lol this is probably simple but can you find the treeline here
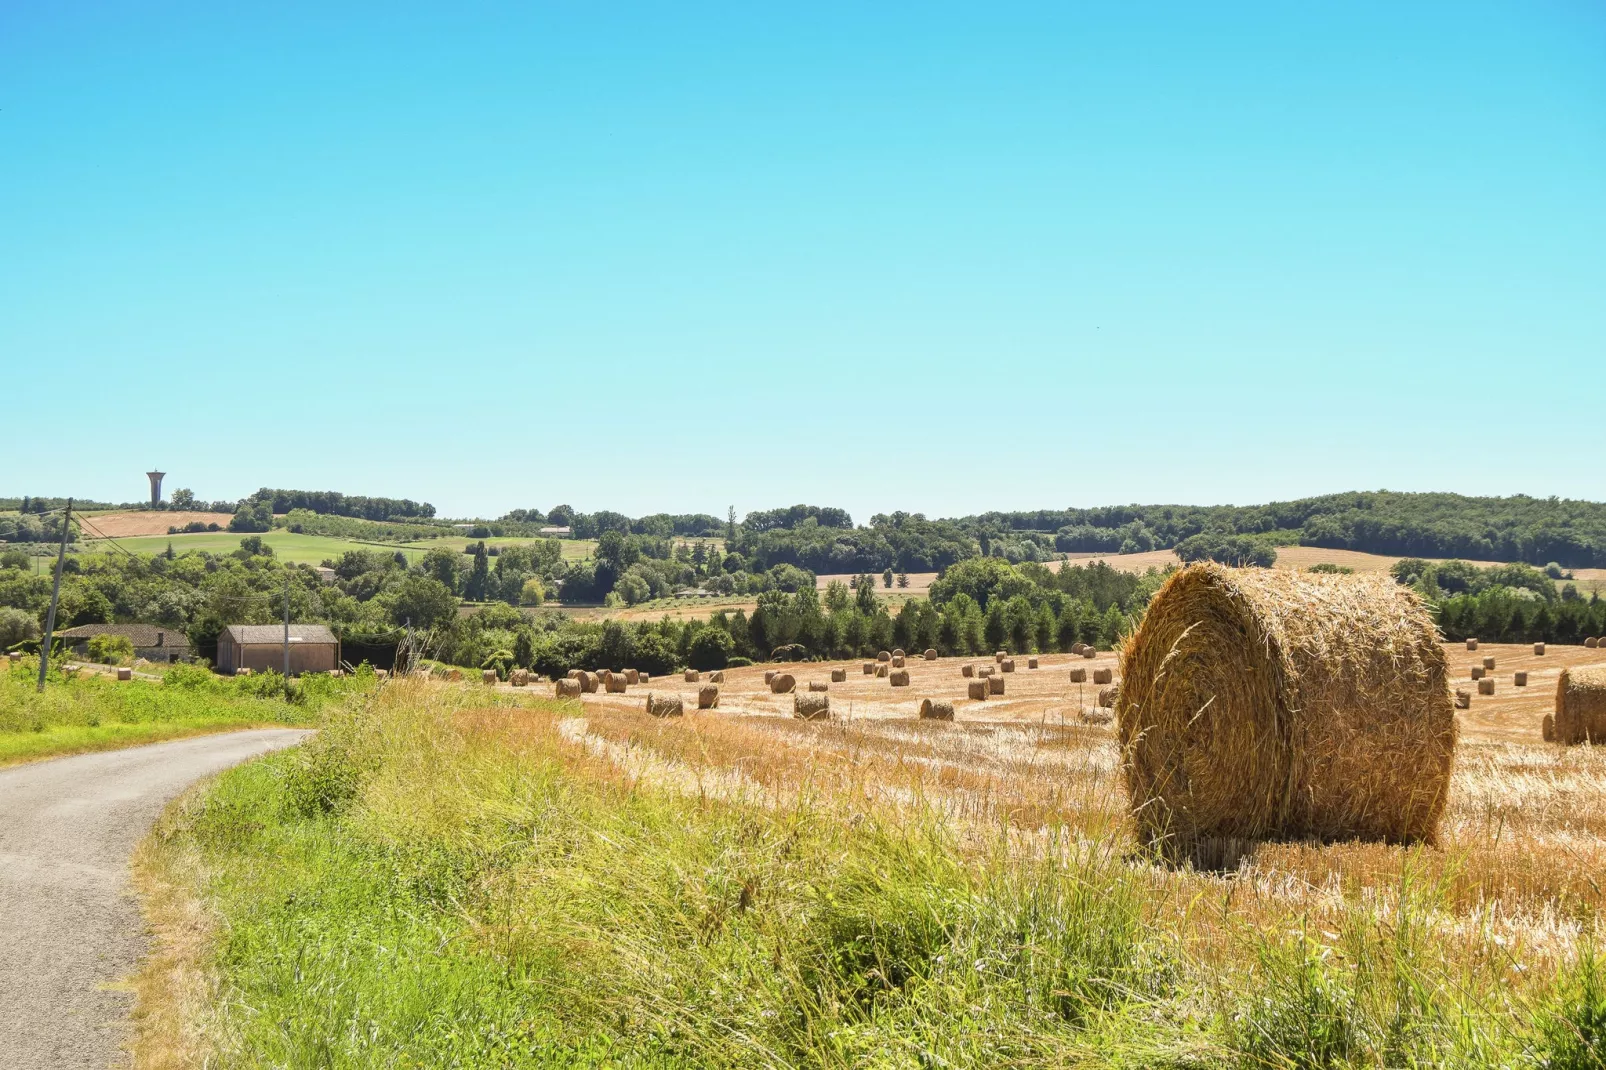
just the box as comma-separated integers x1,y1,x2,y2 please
731,511,975,574
499,505,725,539
974,492,1606,568
246,488,437,521
275,510,449,543
1387,557,1606,644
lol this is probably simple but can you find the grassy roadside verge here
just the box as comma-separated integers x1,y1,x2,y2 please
0,657,368,766
136,677,1606,1067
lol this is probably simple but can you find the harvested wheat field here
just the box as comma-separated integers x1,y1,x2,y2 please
79,510,235,537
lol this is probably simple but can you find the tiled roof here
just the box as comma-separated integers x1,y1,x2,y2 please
219,624,338,645
52,623,191,649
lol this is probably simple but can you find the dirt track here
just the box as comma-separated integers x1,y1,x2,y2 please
0,730,310,1068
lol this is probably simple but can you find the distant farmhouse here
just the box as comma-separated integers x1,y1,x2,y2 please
216,624,339,676
54,623,192,663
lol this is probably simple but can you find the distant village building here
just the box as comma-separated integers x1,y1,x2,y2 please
216,624,339,676
314,566,338,584
54,623,192,663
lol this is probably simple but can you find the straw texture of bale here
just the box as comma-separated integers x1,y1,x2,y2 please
924,649,938,661
1093,667,1113,685
962,664,975,678
1554,666,1606,745
770,672,796,694
890,670,910,687
1001,659,1016,673
831,668,847,682
1028,657,1038,669
863,662,876,674
808,681,829,692
1543,713,1556,742
625,668,640,684
606,673,628,694
1535,643,1546,656
709,671,723,683
698,685,720,710
1515,671,1528,687
482,669,498,685
794,693,830,721
1098,686,1117,708
891,655,905,668
556,678,582,698
684,669,700,682
987,674,1005,695
1478,678,1495,696
1454,689,1470,709
877,651,892,662
967,681,988,700
1082,648,1096,659
1116,563,1456,864
646,692,684,718
1070,667,1087,683
875,664,888,678
1483,656,1496,671
919,699,955,721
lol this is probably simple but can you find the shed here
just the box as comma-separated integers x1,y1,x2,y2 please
216,624,339,676
53,623,193,663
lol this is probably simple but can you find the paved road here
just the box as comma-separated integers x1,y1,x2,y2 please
0,730,312,1068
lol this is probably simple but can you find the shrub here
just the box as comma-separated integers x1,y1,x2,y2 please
87,633,135,665
0,607,39,650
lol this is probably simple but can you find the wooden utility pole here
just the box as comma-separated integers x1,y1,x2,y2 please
36,499,72,693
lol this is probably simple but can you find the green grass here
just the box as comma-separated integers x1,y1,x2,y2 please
146,681,1606,1067
398,535,597,561
0,657,369,765
82,530,425,565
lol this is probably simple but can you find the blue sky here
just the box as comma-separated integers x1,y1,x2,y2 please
2,2,1602,521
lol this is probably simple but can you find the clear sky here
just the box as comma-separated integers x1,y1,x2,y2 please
3,2,1602,521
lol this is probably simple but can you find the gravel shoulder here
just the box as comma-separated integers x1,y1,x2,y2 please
0,729,311,1068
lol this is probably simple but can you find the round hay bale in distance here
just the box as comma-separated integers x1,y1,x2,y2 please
890,670,910,687
1028,657,1038,669
684,669,700,683
1000,658,1015,673
482,669,499,685
831,668,847,683
1587,637,1600,649
977,666,993,677
567,669,584,679
863,662,876,674
1534,643,1546,656
1115,563,1456,865
625,668,640,684
923,649,937,661
994,651,1007,663
1467,638,1479,650
1470,666,1484,680
967,680,988,700
794,693,830,721
1082,647,1097,659
877,650,892,662
764,670,777,685
770,672,796,694
987,674,1005,695
606,673,628,694
1093,667,1113,685
1478,677,1495,696
891,648,905,658
117,667,132,681
891,655,905,668
875,664,889,678
646,692,684,718
919,699,955,721
1515,671,1528,687
961,664,975,678
709,670,724,684
580,672,598,693
698,685,720,709
556,678,582,698
1554,666,1606,745
1098,686,1117,708
1072,643,1086,655
808,681,829,692
1454,689,1470,709
1070,667,1088,683
1483,656,1496,671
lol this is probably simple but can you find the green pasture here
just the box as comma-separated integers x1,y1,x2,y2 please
82,530,414,565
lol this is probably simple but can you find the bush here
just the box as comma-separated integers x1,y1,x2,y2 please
1175,533,1277,568
0,607,39,650
86,633,135,665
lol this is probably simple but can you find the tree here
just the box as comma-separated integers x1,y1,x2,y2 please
87,633,135,664
855,576,879,616
883,568,894,589
984,601,1008,651
688,627,734,670
616,573,651,605
547,504,575,526
727,505,737,544
228,500,272,533
897,572,909,588
465,543,490,601
422,547,461,593
169,488,196,510
519,578,545,605
385,575,458,630
0,606,39,649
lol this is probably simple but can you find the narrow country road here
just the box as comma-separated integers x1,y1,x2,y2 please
0,730,312,1068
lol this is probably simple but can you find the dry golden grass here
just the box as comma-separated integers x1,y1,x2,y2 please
83,511,236,538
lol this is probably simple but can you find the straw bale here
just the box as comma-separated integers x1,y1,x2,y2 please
919,699,955,721
1514,671,1528,687
794,693,830,721
1467,638,1478,650
1028,657,1038,669
1534,643,1546,656
978,666,993,677
1001,659,1015,673
556,678,582,698
640,673,650,684
580,672,598,693
625,668,640,684
863,662,876,674
962,664,975,678
1082,648,1096,659
698,685,720,709
770,672,796,694
877,650,892,662
891,655,905,668
684,669,700,682
1588,637,1600,649
482,669,498,685
1093,667,1113,685
1072,643,1086,655
567,669,584,679
808,681,829,692
831,668,846,682
646,692,684,717
764,670,777,685
511,669,529,687
1478,678,1495,696
1554,665,1606,744
1116,563,1456,865
1098,686,1117,708
967,680,988,700
987,674,1004,695
995,651,1007,663
1543,713,1555,741
117,667,132,681
890,670,910,687
924,649,938,661
875,664,888,678
1070,667,1087,683
606,673,628,693
1483,656,1496,671
1454,689,1469,709
1470,667,1483,680
709,671,723,683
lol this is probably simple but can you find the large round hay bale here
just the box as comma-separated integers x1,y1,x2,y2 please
646,692,684,717
794,693,830,720
808,681,829,692
698,685,720,709
1514,671,1528,687
923,649,937,661
1482,656,1496,671
556,678,582,698
1082,647,1096,659
1097,686,1118,708
482,669,499,685
1028,657,1038,669
764,670,777,685
967,680,988,700
1534,643,1546,656
877,650,892,662
1115,563,1455,864
875,664,888,678
830,668,846,683
919,699,955,721
1543,713,1556,741
606,673,628,693
1454,688,1470,709
891,655,905,668
890,670,910,687
770,672,796,694
1478,677,1495,695
1467,638,1479,650
684,668,700,683
961,664,975,678
863,662,876,674
987,674,1004,695
1554,666,1606,744
1069,667,1087,683
709,670,723,684
1093,667,1113,685
891,648,905,659
1000,658,1016,673
625,668,640,684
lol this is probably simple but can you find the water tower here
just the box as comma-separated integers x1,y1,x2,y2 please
146,470,165,507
